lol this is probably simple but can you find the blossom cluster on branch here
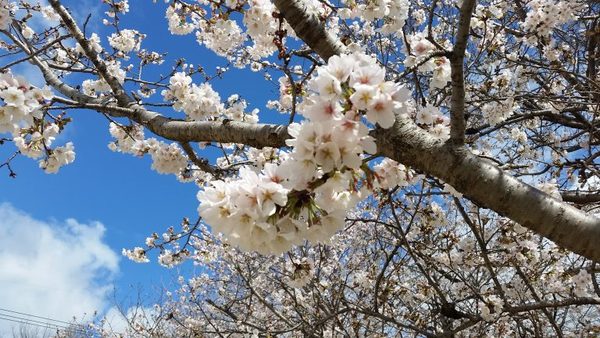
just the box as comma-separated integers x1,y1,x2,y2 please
198,52,416,253
0,71,74,173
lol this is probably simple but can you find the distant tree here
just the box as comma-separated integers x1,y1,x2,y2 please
94,210,600,336
12,325,54,338
1,0,600,335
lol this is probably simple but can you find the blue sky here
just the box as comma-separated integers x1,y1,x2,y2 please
0,0,283,333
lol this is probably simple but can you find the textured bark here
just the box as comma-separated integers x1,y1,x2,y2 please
74,102,290,148
448,0,476,144
561,191,600,204
276,0,600,261
273,0,346,61
131,110,290,148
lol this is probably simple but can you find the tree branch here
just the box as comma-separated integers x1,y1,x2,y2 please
48,0,133,107
75,102,291,149
273,0,346,61
506,297,600,313
179,142,217,175
561,191,600,204
448,0,476,144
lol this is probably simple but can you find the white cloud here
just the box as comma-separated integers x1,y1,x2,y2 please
0,203,119,337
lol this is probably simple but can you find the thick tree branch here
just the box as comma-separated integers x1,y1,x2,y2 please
180,142,217,175
374,120,600,261
273,0,346,61
561,191,600,204
448,0,476,144
61,100,291,149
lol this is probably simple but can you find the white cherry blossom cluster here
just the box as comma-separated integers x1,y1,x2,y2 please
146,139,189,175
0,71,76,173
51,49,71,68
481,96,516,126
162,72,224,120
164,2,253,59
571,269,592,297
214,143,278,174
224,94,259,123
75,33,103,55
381,0,410,35
40,5,60,21
108,122,190,176
106,0,130,17
165,3,197,35
38,142,76,174
273,76,293,112
108,122,146,156
373,158,414,190
480,67,523,126
243,0,279,59
286,258,314,288
359,0,392,21
15,123,59,159
122,247,150,263
304,52,410,129
82,60,126,96
404,33,451,90
509,127,528,144
162,0,279,61
196,18,245,57
245,147,278,168
415,104,450,140
283,118,373,187
480,295,504,321
20,24,35,39
108,29,143,54
197,165,291,254
0,73,49,134
522,0,584,44
340,0,409,36
158,249,190,268
198,52,411,254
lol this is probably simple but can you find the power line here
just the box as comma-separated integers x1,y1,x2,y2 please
0,314,86,335
0,308,88,335
0,313,74,331
0,308,83,327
